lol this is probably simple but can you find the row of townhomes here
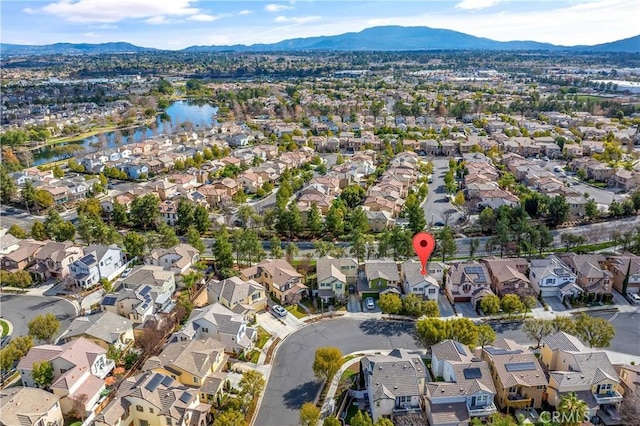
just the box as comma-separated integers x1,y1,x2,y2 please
361,331,628,425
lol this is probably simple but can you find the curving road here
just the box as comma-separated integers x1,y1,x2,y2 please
0,294,77,339
255,318,421,426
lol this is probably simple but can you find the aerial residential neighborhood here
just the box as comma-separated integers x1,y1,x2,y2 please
1,2,640,426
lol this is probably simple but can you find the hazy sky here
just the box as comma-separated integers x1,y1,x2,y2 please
1,0,638,49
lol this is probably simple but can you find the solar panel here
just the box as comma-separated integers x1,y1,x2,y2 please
102,296,118,306
454,341,468,356
179,392,192,404
161,375,173,387
505,362,537,372
145,373,163,392
463,368,482,380
139,286,152,296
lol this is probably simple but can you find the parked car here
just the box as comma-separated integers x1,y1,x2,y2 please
366,297,375,310
121,268,133,278
627,292,640,304
0,336,11,349
348,284,355,294
273,305,287,317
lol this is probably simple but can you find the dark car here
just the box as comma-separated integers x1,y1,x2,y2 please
348,285,355,294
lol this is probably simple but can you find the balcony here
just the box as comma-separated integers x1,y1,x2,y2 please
505,394,531,408
392,405,422,415
468,402,497,417
593,390,623,405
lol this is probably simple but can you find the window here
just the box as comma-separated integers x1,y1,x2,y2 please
149,408,154,414
428,289,436,294
202,328,208,333
194,377,200,384
537,385,545,390
136,405,144,412
139,421,149,426
621,371,627,380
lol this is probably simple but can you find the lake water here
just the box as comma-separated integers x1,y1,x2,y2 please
34,100,218,165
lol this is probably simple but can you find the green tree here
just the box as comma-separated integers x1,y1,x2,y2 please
30,221,48,240
547,195,570,227
585,198,599,221
21,180,36,213
574,313,615,348
112,200,129,226
324,203,345,238
312,347,342,382
186,226,206,253
523,319,553,348
31,360,54,388
307,203,323,236
270,236,283,258
28,313,60,343
374,419,394,426
339,185,366,209
350,411,373,426
0,165,17,203
0,345,20,372
454,190,465,206
52,165,64,178
404,195,426,234
239,370,265,402
213,226,235,272
176,198,195,234
437,226,457,262
157,222,180,248
551,316,576,335
500,294,524,318
7,224,27,239
44,209,75,242
477,324,496,348
34,189,54,211
300,402,321,426
557,392,588,426
213,409,245,426
416,317,450,346
535,224,554,255
561,233,586,252
130,194,160,230
323,418,341,426
447,317,479,347
378,293,403,314
123,231,146,258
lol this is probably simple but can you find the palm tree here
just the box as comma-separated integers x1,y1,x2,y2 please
557,392,588,426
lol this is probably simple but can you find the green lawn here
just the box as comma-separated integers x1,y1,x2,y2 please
256,326,272,349
344,403,362,425
247,350,260,363
0,319,9,337
286,305,307,319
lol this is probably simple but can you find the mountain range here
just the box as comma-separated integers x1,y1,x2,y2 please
2,26,638,55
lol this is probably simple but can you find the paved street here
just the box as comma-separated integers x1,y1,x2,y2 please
421,157,463,227
0,294,78,339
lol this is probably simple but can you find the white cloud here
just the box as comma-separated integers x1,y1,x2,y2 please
239,9,253,15
274,15,321,24
145,16,172,25
265,4,291,13
455,0,502,10
39,0,199,23
189,13,219,22
82,32,100,38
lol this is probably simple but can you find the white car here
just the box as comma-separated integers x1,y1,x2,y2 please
121,268,133,278
366,297,375,310
273,305,287,317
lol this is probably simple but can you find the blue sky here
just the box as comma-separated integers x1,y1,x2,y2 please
1,0,637,49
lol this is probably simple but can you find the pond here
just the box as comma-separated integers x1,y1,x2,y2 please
34,100,218,165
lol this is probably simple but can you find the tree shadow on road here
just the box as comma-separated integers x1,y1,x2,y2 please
282,380,321,410
358,319,414,337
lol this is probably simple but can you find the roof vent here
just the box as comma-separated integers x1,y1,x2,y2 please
441,389,445,392
394,386,398,389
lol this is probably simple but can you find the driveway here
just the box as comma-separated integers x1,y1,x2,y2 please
347,294,361,313
437,294,455,317
255,310,303,338
255,319,421,426
0,294,77,339
454,302,478,319
542,296,567,313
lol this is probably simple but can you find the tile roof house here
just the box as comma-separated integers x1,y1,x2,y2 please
57,311,134,352
0,239,45,272
0,387,63,426
145,243,200,275
29,241,83,282
172,303,256,356
402,260,440,301
360,349,428,422
616,363,640,395
605,254,640,296
240,259,306,305
480,339,548,413
69,244,126,289
18,337,114,417
540,332,623,420
445,262,493,304
316,256,358,301
557,253,613,296
93,372,211,426
528,255,581,300
142,337,227,395
364,260,401,293
481,257,535,298
207,276,267,319
426,340,497,425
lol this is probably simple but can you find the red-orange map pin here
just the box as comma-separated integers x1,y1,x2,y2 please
412,232,436,275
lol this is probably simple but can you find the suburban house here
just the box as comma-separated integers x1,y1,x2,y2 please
605,255,640,296
206,276,267,319
445,262,493,304
69,244,126,289
119,265,176,296
173,303,256,356
616,364,640,395
481,257,536,298
365,209,395,232
92,372,211,426
0,387,64,426
528,255,581,300
364,260,401,293
18,338,114,417
540,332,623,422
402,260,440,301
426,340,497,426
240,259,306,305
145,243,200,275
316,257,359,302
57,311,135,352
159,200,178,226
557,253,613,297
481,339,547,413
0,231,20,255
142,337,227,393
0,239,45,272
360,349,427,422
29,241,83,282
